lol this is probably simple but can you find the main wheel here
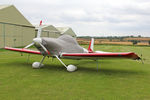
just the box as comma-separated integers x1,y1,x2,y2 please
67,65,77,72
32,62,44,69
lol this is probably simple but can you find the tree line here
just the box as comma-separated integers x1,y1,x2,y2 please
77,35,150,45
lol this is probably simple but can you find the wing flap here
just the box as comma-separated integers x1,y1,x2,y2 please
5,47,41,55
62,52,140,60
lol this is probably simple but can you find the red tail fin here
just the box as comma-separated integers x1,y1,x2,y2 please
88,38,94,53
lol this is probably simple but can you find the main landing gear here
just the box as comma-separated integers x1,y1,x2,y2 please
32,55,77,72
32,56,46,68
55,55,77,72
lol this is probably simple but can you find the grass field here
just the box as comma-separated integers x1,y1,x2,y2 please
0,45,150,100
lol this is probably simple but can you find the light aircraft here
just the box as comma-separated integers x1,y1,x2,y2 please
5,21,141,72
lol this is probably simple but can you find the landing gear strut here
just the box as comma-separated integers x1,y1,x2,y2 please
32,56,46,68
55,55,77,72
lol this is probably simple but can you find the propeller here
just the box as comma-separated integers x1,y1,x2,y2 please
24,20,43,49
24,21,49,54
37,20,42,38
24,42,34,49
24,21,43,49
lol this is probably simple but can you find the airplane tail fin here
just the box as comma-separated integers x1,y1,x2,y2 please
88,38,94,53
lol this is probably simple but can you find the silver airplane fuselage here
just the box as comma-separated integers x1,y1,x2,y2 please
34,35,88,56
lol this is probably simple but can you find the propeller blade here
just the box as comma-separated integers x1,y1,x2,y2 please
37,27,42,38
37,21,42,38
25,21,43,49
24,42,34,49
39,43,49,54
40,20,42,26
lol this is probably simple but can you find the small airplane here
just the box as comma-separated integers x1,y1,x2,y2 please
5,21,141,72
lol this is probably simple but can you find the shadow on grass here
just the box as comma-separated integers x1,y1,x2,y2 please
5,60,145,77
78,66,144,76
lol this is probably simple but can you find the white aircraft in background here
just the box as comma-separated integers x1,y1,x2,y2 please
5,21,141,72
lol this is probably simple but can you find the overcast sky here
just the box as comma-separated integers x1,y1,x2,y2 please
1,0,150,36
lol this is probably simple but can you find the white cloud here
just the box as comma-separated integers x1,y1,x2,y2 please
1,0,150,36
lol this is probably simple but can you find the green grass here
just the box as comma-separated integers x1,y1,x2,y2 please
0,45,150,100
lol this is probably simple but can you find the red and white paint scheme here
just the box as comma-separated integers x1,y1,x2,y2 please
5,21,141,72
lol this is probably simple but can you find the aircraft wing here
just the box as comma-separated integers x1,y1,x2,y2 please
5,47,41,55
61,52,140,60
